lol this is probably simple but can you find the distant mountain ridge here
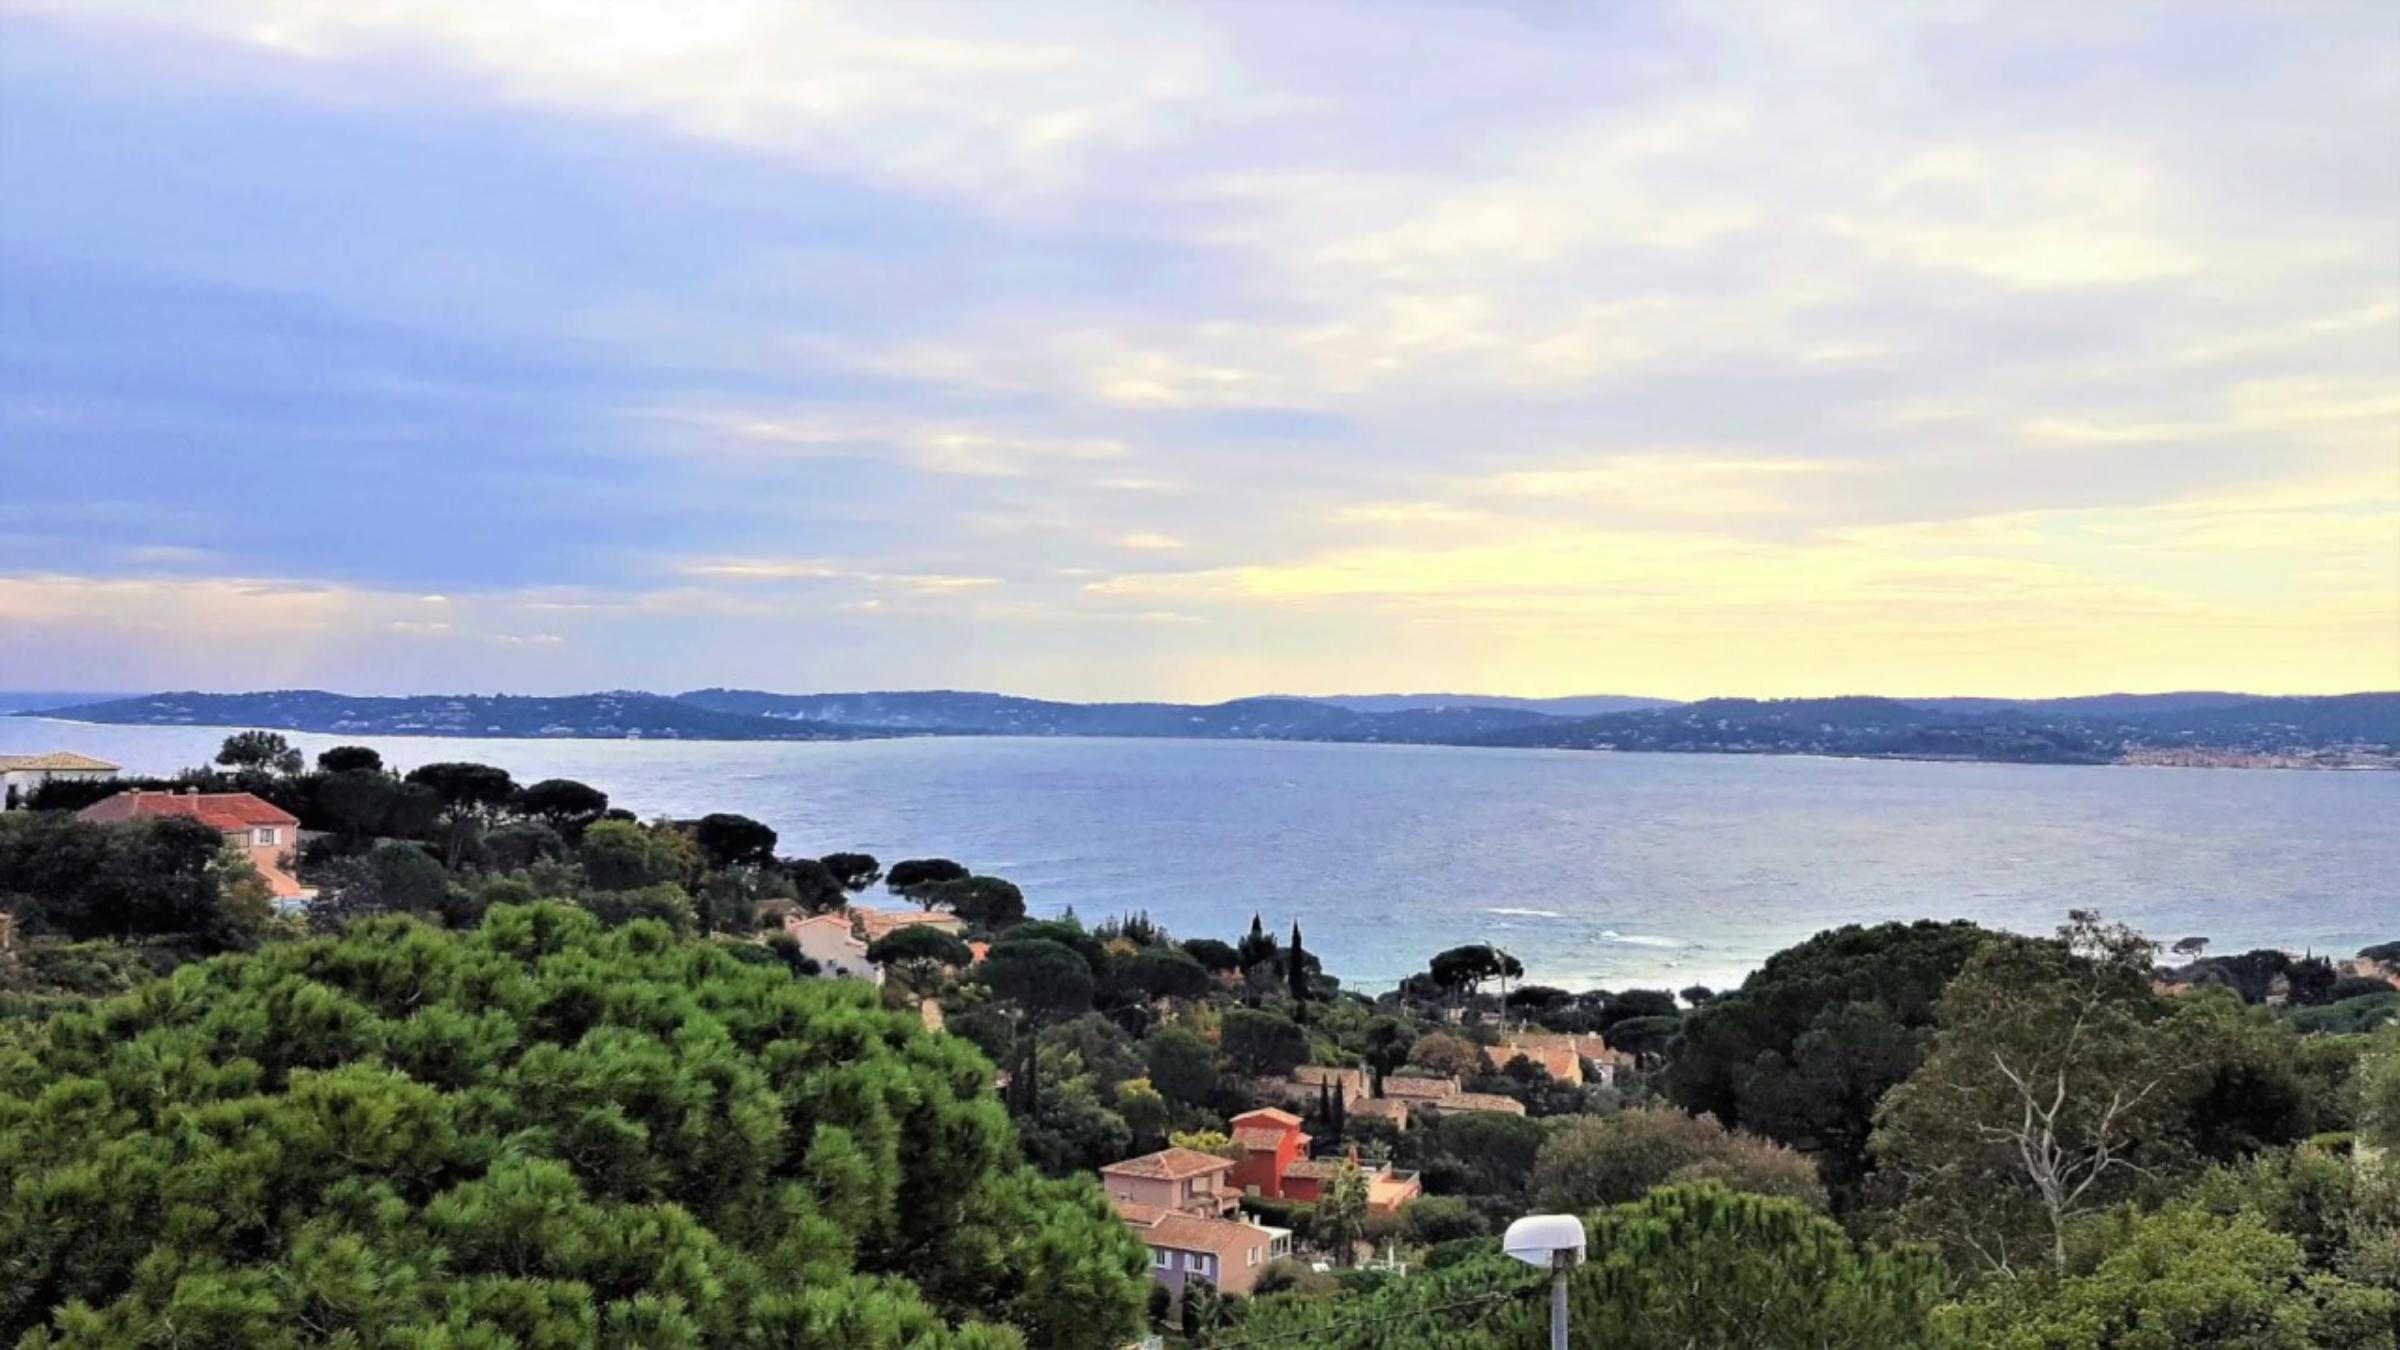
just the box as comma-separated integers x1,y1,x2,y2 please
1304,692,1677,716
17,687,2398,767
20,690,869,742
673,688,1559,740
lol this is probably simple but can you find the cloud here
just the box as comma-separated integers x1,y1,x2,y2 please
2,0,2394,697
1482,455,1843,517
15,0,1251,202
672,558,1001,596
1115,531,1188,552
651,409,1128,478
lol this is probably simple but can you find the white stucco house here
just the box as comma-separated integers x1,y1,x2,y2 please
0,752,119,809
784,912,882,984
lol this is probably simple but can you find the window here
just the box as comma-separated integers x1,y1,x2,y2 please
253,827,278,846
1247,1246,1260,1268
1152,1248,1171,1269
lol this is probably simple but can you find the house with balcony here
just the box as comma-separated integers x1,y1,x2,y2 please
1114,1202,1292,1300
1100,1147,1241,1218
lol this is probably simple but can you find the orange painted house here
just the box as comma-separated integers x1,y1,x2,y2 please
1227,1108,1422,1215
1228,1107,1309,1199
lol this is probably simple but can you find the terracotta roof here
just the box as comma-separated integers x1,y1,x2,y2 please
0,752,119,772
1486,1042,1584,1081
1232,1126,1292,1151
1102,1147,1235,1182
1122,1209,1287,1264
853,907,966,941
1380,1076,1460,1100
1349,1097,1411,1122
77,790,297,830
1230,1107,1303,1127
1431,1092,1527,1115
1283,1158,1342,1180
1111,1198,1170,1225
1506,1031,1610,1056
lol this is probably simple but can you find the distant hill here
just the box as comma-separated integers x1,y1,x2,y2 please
22,687,2397,767
1468,696,2122,764
26,690,875,741
675,688,1557,740
1307,692,1677,716
2068,692,2400,746
0,690,142,714
1905,692,2266,717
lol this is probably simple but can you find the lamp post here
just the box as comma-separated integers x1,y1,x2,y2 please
1502,1214,1586,1349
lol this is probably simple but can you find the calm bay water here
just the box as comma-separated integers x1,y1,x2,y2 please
7,716,2395,993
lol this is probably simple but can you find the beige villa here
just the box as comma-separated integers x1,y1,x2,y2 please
779,906,974,985
1099,1147,1241,1218
76,789,311,899
0,752,118,809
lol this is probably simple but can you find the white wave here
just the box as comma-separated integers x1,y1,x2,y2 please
1487,906,1564,918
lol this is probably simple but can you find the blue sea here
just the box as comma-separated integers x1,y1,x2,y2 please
6,717,2394,994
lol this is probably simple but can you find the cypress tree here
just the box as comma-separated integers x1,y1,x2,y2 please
1288,920,1309,1011
1333,1081,1347,1139
1238,913,1276,970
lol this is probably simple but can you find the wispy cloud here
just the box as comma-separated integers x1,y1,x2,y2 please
2,0,2393,696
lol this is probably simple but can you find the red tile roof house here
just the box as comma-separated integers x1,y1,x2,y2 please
1483,1031,1623,1088
1112,1200,1292,1301
76,789,312,899
1100,1147,1241,1219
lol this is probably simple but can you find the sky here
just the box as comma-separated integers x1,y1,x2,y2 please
1,0,2395,701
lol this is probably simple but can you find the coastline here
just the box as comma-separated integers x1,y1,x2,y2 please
15,711,2394,771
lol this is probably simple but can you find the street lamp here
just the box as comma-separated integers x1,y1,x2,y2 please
1502,1214,1586,1350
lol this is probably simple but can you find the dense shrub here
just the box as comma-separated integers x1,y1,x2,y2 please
0,905,1149,1346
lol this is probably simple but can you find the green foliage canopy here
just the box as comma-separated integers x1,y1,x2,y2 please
1237,1183,1949,1349
0,814,253,950
1666,919,1989,1197
0,905,1150,1347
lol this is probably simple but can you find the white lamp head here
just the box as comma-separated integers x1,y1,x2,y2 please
1502,1214,1587,1269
